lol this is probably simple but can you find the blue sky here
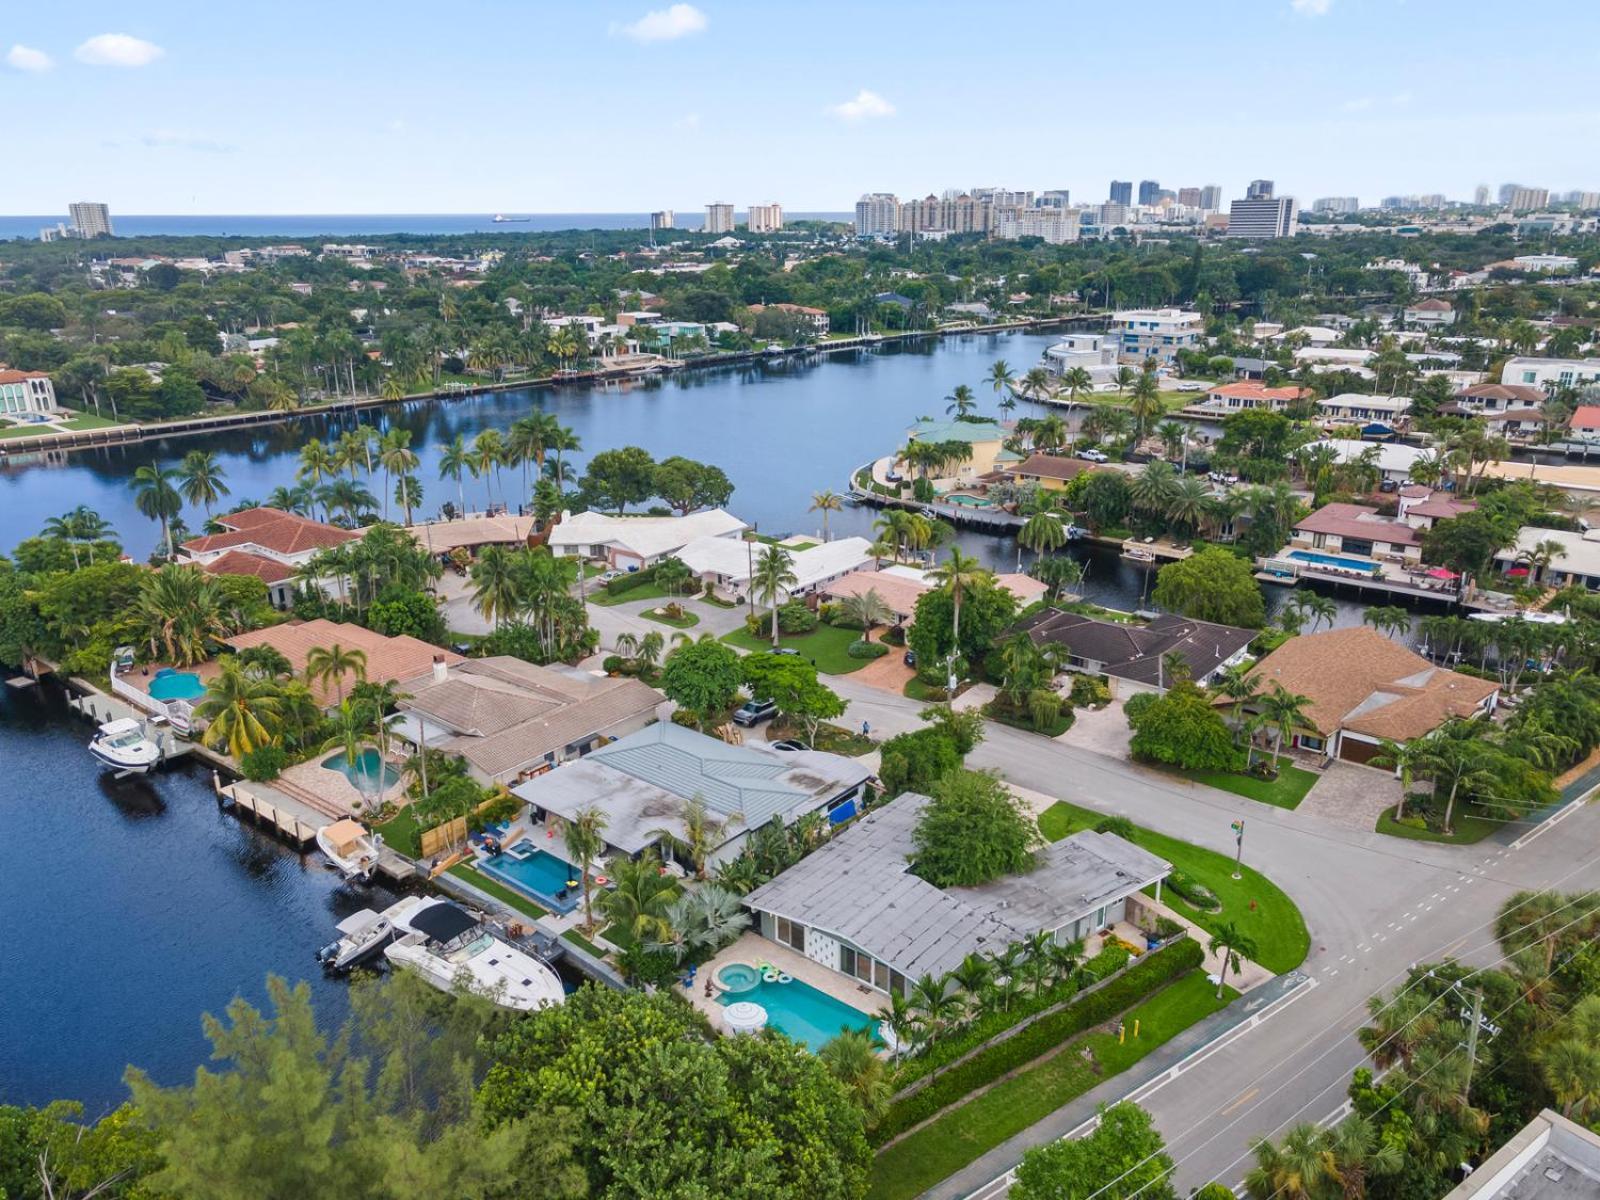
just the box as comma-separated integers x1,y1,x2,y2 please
4,0,1598,214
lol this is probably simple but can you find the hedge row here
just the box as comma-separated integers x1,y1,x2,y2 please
1166,870,1221,911
871,937,1202,1145
604,565,659,596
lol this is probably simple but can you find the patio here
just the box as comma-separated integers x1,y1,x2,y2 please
687,931,882,1035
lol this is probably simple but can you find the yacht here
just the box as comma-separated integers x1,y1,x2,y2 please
316,903,402,974
88,718,163,774
383,897,565,1011
315,818,383,882
491,213,529,223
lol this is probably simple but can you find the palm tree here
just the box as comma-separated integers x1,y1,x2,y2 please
841,589,895,644
907,973,964,1044
651,794,719,879
264,484,312,516
928,548,989,669
297,438,338,502
136,564,230,666
1414,722,1494,833
377,428,419,521
1300,592,1337,632
1166,477,1211,539
132,464,183,559
875,992,920,1061
986,359,1012,403
470,544,520,629
950,952,994,1003
1114,366,1137,395
751,544,798,647
819,1030,891,1127
1363,605,1411,639
194,658,284,758
563,805,608,936
598,850,675,945
177,450,230,518
438,433,476,516
1259,682,1313,768
1018,510,1067,564
945,384,978,419
1244,1122,1337,1200
1059,366,1093,405
472,429,507,506
1129,369,1164,438
1208,921,1258,998
303,642,367,704
1212,663,1259,746
393,473,423,525
1154,420,1187,462
1018,366,1053,409
43,511,86,569
809,490,843,541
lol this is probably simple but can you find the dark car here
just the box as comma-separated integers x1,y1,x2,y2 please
732,698,778,727
771,739,810,752
1378,479,1398,493
769,647,800,657
903,649,917,667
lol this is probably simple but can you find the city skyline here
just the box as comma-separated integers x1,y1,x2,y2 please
3,0,1600,215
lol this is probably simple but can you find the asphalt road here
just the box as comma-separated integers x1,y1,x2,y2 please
826,675,1600,1195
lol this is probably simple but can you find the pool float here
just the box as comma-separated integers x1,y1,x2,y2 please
762,967,779,983
776,972,792,984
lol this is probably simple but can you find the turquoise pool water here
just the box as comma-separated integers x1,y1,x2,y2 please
1286,549,1378,573
717,970,877,1051
148,669,206,702
320,749,400,793
479,841,582,913
945,494,993,508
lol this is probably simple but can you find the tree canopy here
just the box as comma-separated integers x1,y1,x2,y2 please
1151,547,1266,629
911,769,1041,888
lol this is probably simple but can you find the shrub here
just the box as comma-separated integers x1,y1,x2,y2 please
617,945,679,987
743,611,767,637
1123,691,1157,725
1154,916,1185,940
1082,944,1132,980
239,744,289,781
1094,815,1137,840
1165,870,1221,911
882,626,907,647
874,938,1202,1143
878,727,962,796
604,565,659,596
912,477,935,503
1069,674,1111,708
777,600,818,634
602,655,624,675
847,640,890,660
818,601,842,625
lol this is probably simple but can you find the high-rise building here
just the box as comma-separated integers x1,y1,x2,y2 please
68,202,113,238
704,202,735,234
854,193,901,237
1199,185,1222,211
1109,180,1132,205
650,210,675,231
746,203,783,233
1246,180,1274,200
1574,192,1600,212
993,207,1080,245
1177,187,1202,208
1039,189,1071,208
1506,187,1550,212
1137,180,1161,206
1312,197,1360,214
1226,194,1299,239
1099,202,1128,227
1473,185,1490,206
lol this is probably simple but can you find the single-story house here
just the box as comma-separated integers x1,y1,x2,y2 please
1017,608,1255,696
1452,383,1544,415
746,303,829,334
1493,526,1600,589
180,507,360,609
1006,452,1104,490
1290,503,1423,564
1570,406,1600,440
820,566,1046,626
677,536,875,604
1306,440,1430,486
1236,627,1498,764
741,792,1171,998
510,721,873,866
547,508,748,571
1317,393,1413,425
390,656,663,786
407,514,536,556
224,619,463,706
1200,382,1311,413
1403,298,1456,328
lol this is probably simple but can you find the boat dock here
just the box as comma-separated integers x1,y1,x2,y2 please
1257,557,1461,603
1121,538,1193,562
65,684,193,763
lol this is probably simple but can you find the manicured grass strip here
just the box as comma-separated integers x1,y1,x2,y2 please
588,581,674,606
1183,763,1318,811
867,974,1234,1200
58,414,120,430
1376,805,1498,844
1038,800,1308,974
0,424,53,440
640,606,700,629
373,806,422,858
561,929,607,958
446,863,549,921
721,623,868,675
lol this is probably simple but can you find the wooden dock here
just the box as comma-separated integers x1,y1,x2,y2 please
1122,538,1193,562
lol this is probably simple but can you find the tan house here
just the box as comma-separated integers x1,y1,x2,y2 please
1238,627,1498,764
1006,452,1103,491
1290,503,1423,565
902,418,1017,482
224,619,464,706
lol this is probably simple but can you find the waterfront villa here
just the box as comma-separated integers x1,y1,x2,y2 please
1306,439,1429,485
1111,308,1203,366
1198,382,1311,413
1501,356,1600,392
510,721,874,867
902,418,1017,483
745,303,829,334
0,368,58,416
740,792,1171,999
1402,298,1456,328
224,620,463,706
407,514,536,556
1492,526,1600,590
1396,488,1475,532
821,565,1047,628
675,535,875,604
1005,452,1105,491
1451,383,1544,416
1237,627,1498,764
1042,332,1119,389
179,507,360,609
1317,393,1413,428
1017,609,1256,697
1289,502,1424,566
390,656,663,787
547,508,748,571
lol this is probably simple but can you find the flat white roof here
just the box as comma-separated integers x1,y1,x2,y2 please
678,536,874,590
1495,526,1600,579
548,508,747,559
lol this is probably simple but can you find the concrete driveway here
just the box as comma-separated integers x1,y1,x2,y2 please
1059,697,1133,756
1297,761,1402,831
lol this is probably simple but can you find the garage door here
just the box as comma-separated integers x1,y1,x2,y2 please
1339,735,1382,765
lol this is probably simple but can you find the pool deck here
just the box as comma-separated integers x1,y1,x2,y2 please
279,752,404,818
687,931,882,1035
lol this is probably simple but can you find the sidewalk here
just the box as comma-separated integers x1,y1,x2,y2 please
922,971,1311,1200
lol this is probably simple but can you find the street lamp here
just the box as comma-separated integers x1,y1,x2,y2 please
1230,818,1245,880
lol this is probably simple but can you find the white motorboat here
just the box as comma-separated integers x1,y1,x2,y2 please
88,718,163,774
316,903,402,973
383,896,565,1011
316,818,383,882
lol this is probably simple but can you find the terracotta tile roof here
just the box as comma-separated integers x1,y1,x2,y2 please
1408,298,1454,311
0,369,50,384
224,619,462,706
822,570,927,619
1243,627,1497,741
1010,453,1100,482
1405,496,1475,520
183,507,359,556
200,549,297,585
1294,503,1421,547
1205,382,1311,403
406,515,536,554
1455,383,1545,406
1571,405,1600,430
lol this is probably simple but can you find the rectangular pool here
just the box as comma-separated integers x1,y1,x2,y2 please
1286,549,1378,573
478,841,583,913
717,976,877,1052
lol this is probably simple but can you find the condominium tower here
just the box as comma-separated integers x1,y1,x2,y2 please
704,203,735,234
69,202,113,238
746,203,784,233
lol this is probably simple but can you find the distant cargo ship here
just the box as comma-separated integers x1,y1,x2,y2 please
492,214,530,223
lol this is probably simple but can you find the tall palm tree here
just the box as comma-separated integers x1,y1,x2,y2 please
377,428,419,521
986,359,1012,403
751,544,798,646
563,805,608,936
928,548,989,667
875,991,920,1061
945,384,978,419
194,658,284,758
1059,366,1093,404
1018,366,1053,410
393,473,423,525
43,511,84,568
132,464,183,560
841,589,895,644
1129,369,1164,438
819,1029,891,1128
437,433,476,516
907,973,964,1043
1018,510,1067,564
1244,1122,1337,1200
809,490,844,542
136,564,230,666
303,642,367,704
1208,921,1258,998
470,544,521,629
1259,682,1313,768
1414,722,1494,833
177,450,230,518
472,429,507,506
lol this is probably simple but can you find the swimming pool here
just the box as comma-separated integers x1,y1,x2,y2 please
320,749,400,793
1285,549,1379,573
716,966,877,1051
478,841,583,913
945,494,993,508
147,669,206,702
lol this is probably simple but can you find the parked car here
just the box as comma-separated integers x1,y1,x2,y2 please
599,570,622,582
732,698,778,727
771,739,809,752
903,649,917,667
1378,479,1398,493
1077,448,1109,463
768,647,800,657
1175,381,1205,393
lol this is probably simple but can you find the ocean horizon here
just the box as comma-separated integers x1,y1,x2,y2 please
0,212,852,241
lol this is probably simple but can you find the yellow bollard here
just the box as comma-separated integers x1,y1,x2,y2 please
1118,1024,1125,1044
1133,1019,1141,1038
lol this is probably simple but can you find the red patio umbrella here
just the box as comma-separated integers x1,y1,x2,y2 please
1506,567,1530,577
1426,567,1459,580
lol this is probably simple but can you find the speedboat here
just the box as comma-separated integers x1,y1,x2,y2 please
383,896,565,1011
88,718,163,774
316,818,383,882
316,903,402,974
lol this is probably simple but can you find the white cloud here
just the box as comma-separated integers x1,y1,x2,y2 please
5,44,54,72
829,88,895,121
142,129,235,153
74,33,165,67
1341,91,1411,114
674,112,701,130
1291,0,1333,14
610,4,707,43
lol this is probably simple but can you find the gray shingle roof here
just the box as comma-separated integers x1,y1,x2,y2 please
1018,609,1256,687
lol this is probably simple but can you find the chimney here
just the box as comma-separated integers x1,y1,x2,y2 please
432,655,449,685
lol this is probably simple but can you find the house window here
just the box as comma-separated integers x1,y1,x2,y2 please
775,917,805,952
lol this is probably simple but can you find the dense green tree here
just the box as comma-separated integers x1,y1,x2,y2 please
741,652,846,743
912,769,1041,887
877,726,963,796
1151,547,1266,628
653,456,736,515
1128,679,1242,772
660,635,744,729
581,445,658,513
906,577,1019,673
1012,1102,1175,1200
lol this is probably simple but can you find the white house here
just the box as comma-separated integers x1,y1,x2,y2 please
1308,439,1429,485
1494,526,1600,589
1042,332,1119,388
1317,393,1413,425
1110,307,1203,365
178,507,361,609
0,370,58,416
547,509,748,572
1403,298,1456,328
1501,357,1600,392
676,536,874,604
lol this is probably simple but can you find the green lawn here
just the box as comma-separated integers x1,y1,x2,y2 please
588,581,674,607
57,414,120,430
1038,800,1308,974
786,541,819,552
373,806,423,858
721,623,867,675
985,701,1074,739
0,424,51,440
446,863,549,921
561,929,607,958
867,974,1233,1200
1182,763,1318,811
793,721,877,757
640,606,700,629
1376,804,1499,844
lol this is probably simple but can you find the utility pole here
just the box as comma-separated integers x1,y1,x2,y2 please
1231,819,1245,880
1463,987,1485,1101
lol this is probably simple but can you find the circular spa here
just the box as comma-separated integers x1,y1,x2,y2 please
714,962,762,993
